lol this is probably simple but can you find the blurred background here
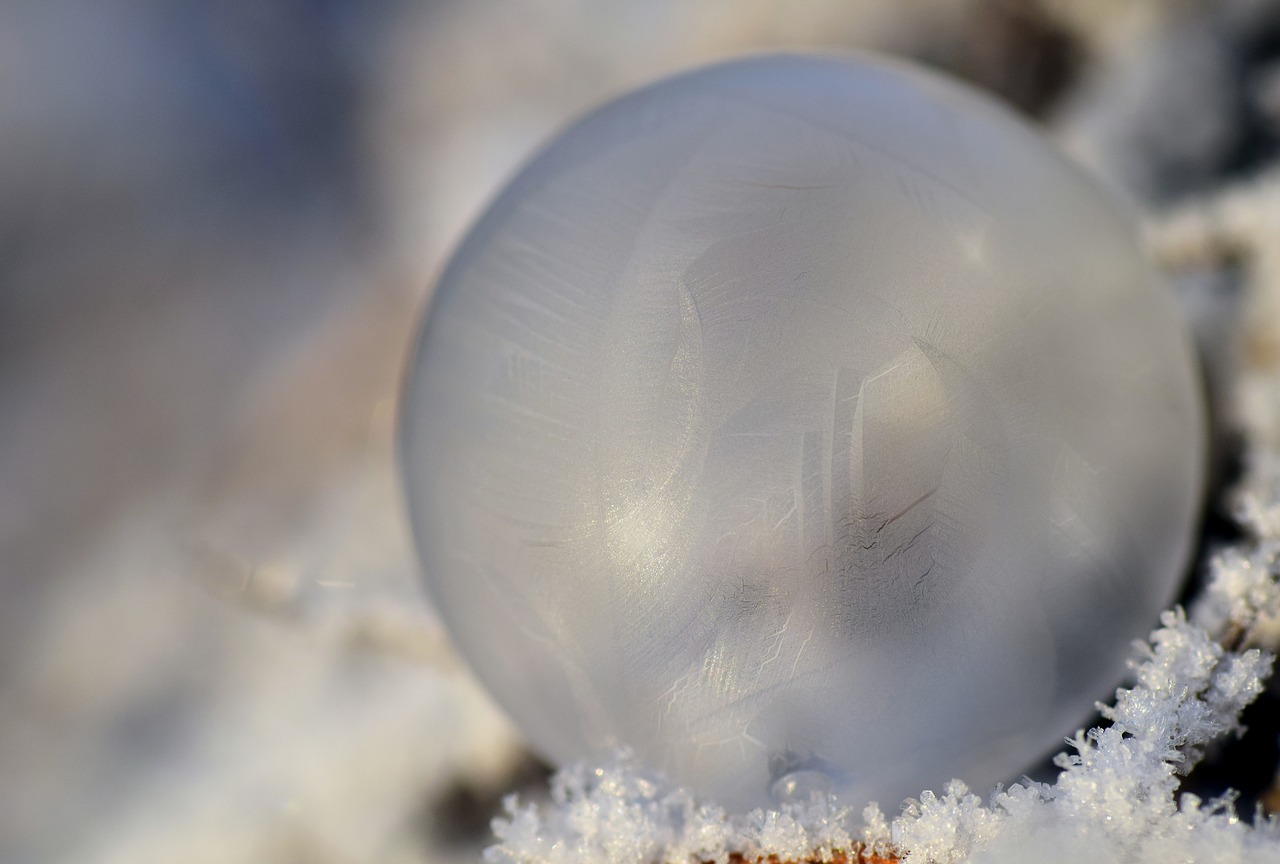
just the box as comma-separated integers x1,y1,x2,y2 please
3,1,1279,862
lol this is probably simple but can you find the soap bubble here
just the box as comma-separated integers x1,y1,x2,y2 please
400,54,1205,812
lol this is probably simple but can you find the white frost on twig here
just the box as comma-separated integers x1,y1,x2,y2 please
486,757,891,864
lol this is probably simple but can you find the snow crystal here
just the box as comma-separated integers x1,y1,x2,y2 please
486,756,865,864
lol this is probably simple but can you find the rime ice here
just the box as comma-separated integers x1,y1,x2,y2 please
400,55,1206,811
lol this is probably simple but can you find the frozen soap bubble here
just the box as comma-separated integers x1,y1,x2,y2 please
401,54,1206,812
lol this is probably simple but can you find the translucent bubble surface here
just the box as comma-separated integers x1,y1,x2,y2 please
401,54,1206,812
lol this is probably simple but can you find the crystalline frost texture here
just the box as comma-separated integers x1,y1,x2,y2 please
401,55,1206,812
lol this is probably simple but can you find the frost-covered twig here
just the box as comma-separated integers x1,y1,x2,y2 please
486,757,897,864
889,605,1273,862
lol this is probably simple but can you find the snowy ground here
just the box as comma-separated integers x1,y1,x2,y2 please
4,1,1280,862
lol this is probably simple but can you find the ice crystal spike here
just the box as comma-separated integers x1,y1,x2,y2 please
400,54,1207,812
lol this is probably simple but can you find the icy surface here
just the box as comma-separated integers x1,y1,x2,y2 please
485,756,878,864
402,53,1206,812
